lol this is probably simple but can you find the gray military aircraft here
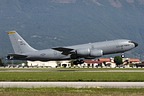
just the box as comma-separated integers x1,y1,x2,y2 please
7,31,138,64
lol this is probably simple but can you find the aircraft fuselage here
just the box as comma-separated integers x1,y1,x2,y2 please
22,39,137,61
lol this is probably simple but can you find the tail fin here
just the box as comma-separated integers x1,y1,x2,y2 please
8,31,37,54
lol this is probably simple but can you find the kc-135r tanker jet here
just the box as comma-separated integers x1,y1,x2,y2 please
7,31,138,65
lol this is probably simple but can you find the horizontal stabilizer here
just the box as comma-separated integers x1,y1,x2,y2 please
52,47,74,55
7,54,27,60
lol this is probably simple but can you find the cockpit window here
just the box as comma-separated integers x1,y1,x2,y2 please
129,41,133,43
129,41,138,47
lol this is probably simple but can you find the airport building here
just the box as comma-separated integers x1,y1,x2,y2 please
27,60,71,68
83,58,116,68
25,58,141,68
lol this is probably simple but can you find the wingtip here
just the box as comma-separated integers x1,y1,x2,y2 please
7,31,16,35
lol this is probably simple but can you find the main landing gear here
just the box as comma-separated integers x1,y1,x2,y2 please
73,59,84,65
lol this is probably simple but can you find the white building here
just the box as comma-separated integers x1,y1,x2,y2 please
27,60,71,68
27,61,57,68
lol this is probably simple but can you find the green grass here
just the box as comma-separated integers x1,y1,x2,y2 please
0,72,144,82
0,88,144,96
0,68,143,81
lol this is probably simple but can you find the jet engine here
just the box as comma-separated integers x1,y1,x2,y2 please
76,48,103,57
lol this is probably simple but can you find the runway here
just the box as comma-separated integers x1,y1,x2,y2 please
0,82,144,88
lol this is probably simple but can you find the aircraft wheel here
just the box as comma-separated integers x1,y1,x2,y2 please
73,60,84,65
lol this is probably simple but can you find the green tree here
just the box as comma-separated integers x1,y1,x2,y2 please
114,56,123,66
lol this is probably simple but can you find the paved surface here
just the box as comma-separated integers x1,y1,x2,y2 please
1,68,144,72
0,82,144,88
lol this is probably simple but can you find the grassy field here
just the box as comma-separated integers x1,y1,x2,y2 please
0,68,144,96
0,68,143,81
0,88,144,96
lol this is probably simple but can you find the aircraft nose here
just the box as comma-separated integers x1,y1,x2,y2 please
133,41,138,47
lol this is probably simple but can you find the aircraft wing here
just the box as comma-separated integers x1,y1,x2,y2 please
52,47,74,55
7,54,27,60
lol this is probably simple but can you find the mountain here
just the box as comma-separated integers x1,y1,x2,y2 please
0,0,144,59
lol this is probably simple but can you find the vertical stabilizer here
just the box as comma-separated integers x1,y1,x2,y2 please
8,31,37,54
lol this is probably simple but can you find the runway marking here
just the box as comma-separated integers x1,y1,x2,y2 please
0,82,144,88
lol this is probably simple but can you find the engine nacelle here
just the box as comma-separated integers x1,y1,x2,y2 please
90,49,103,57
76,48,90,56
76,48,103,57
